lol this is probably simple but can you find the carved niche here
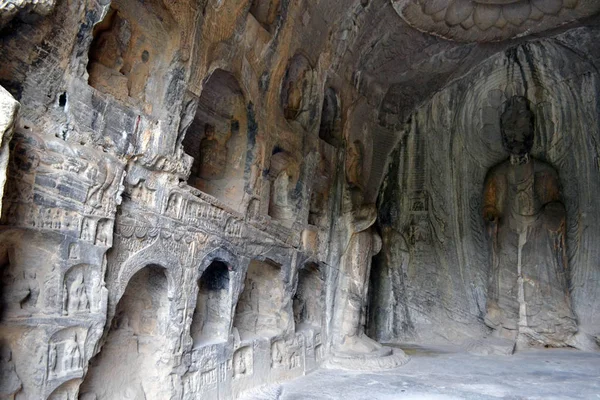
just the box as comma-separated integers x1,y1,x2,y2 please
190,260,231,347
293,262,324,330
233,260,288,340
182,69,249,212
79,265,171,399
62,264,101,316
87,0,181,108
47,328,86,381
267,150,300,227
318,87,342,147
280,54,318,131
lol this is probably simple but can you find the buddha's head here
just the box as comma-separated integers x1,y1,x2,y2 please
500,96,534,156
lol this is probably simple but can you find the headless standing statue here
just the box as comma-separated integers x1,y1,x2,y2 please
329,140,409,369
482,96,577,349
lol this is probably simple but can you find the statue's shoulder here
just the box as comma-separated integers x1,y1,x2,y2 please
532,158,558,176
486,159,509,179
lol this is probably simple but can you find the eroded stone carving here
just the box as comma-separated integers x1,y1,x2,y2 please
329,205,409,369
1,268,39,317
268,151,300,226
392,0,600,42
64,271,89,315
482,96,577,349
281,54,318,131
0,343,22,399
48,332,84,380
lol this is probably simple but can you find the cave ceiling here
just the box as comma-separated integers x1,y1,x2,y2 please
334,0,600,125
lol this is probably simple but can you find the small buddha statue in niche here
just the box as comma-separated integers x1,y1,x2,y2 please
284,70,306,120
91,11,130,72
198,123,232,180
482,96,577,348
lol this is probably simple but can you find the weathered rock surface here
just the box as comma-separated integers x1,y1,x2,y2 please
371,25,600,349
0,0,599,399
0,85,18,217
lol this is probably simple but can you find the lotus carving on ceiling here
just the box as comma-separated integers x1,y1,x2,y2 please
391,0,600,42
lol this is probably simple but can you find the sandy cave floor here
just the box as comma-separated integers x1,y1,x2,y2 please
240,345,600,400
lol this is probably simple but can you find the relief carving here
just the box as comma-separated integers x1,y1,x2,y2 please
482,96,577,348
392,0,600,42
0,343,22,399
1,268,39,317
48,333,83,380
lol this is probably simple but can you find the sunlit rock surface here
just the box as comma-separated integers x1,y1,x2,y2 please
0,0,598,399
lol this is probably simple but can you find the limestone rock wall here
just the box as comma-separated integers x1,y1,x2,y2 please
0,0,383,399
370,25,600,345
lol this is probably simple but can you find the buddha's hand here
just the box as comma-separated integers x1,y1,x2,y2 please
543,201,566,233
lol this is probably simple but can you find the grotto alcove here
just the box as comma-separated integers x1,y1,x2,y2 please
79,265,171,399
190,259,231,346
182,68,249,212
233,259,290,340
293,262,324,331
86,0,180,111
369,35,600,355
318,87,342,148
2,0,600,399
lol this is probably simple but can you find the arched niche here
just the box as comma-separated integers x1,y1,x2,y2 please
47,378,82,400
79,265,170,399
233,259,287,340
86,0,179,110
319,87,342,147
268,149,300,227
293,262,324,330
280,54,317,131
249,0,281,33
62,264,99,316
190,260,231,346
182,69,249,212
46,327,87,385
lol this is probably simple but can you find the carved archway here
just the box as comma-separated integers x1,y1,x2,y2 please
79,264,171,399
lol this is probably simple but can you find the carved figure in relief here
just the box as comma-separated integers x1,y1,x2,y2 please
86,157,119,210
333,205,384,354
482,96,577,347
239,280,257,313
345,140,364,193
284,71,305,120
198,124,230,180
1,269,39,316
63,335,81,372
66,272,89,315
48,343,57,373
0,344,22,399
166,193,182,218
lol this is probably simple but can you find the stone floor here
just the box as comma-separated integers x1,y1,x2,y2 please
240,345,600,400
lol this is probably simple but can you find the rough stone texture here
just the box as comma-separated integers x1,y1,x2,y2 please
393,0,600,42
371,26,600,348
0,0,599,399
0,85,18,217
0,0,57,29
